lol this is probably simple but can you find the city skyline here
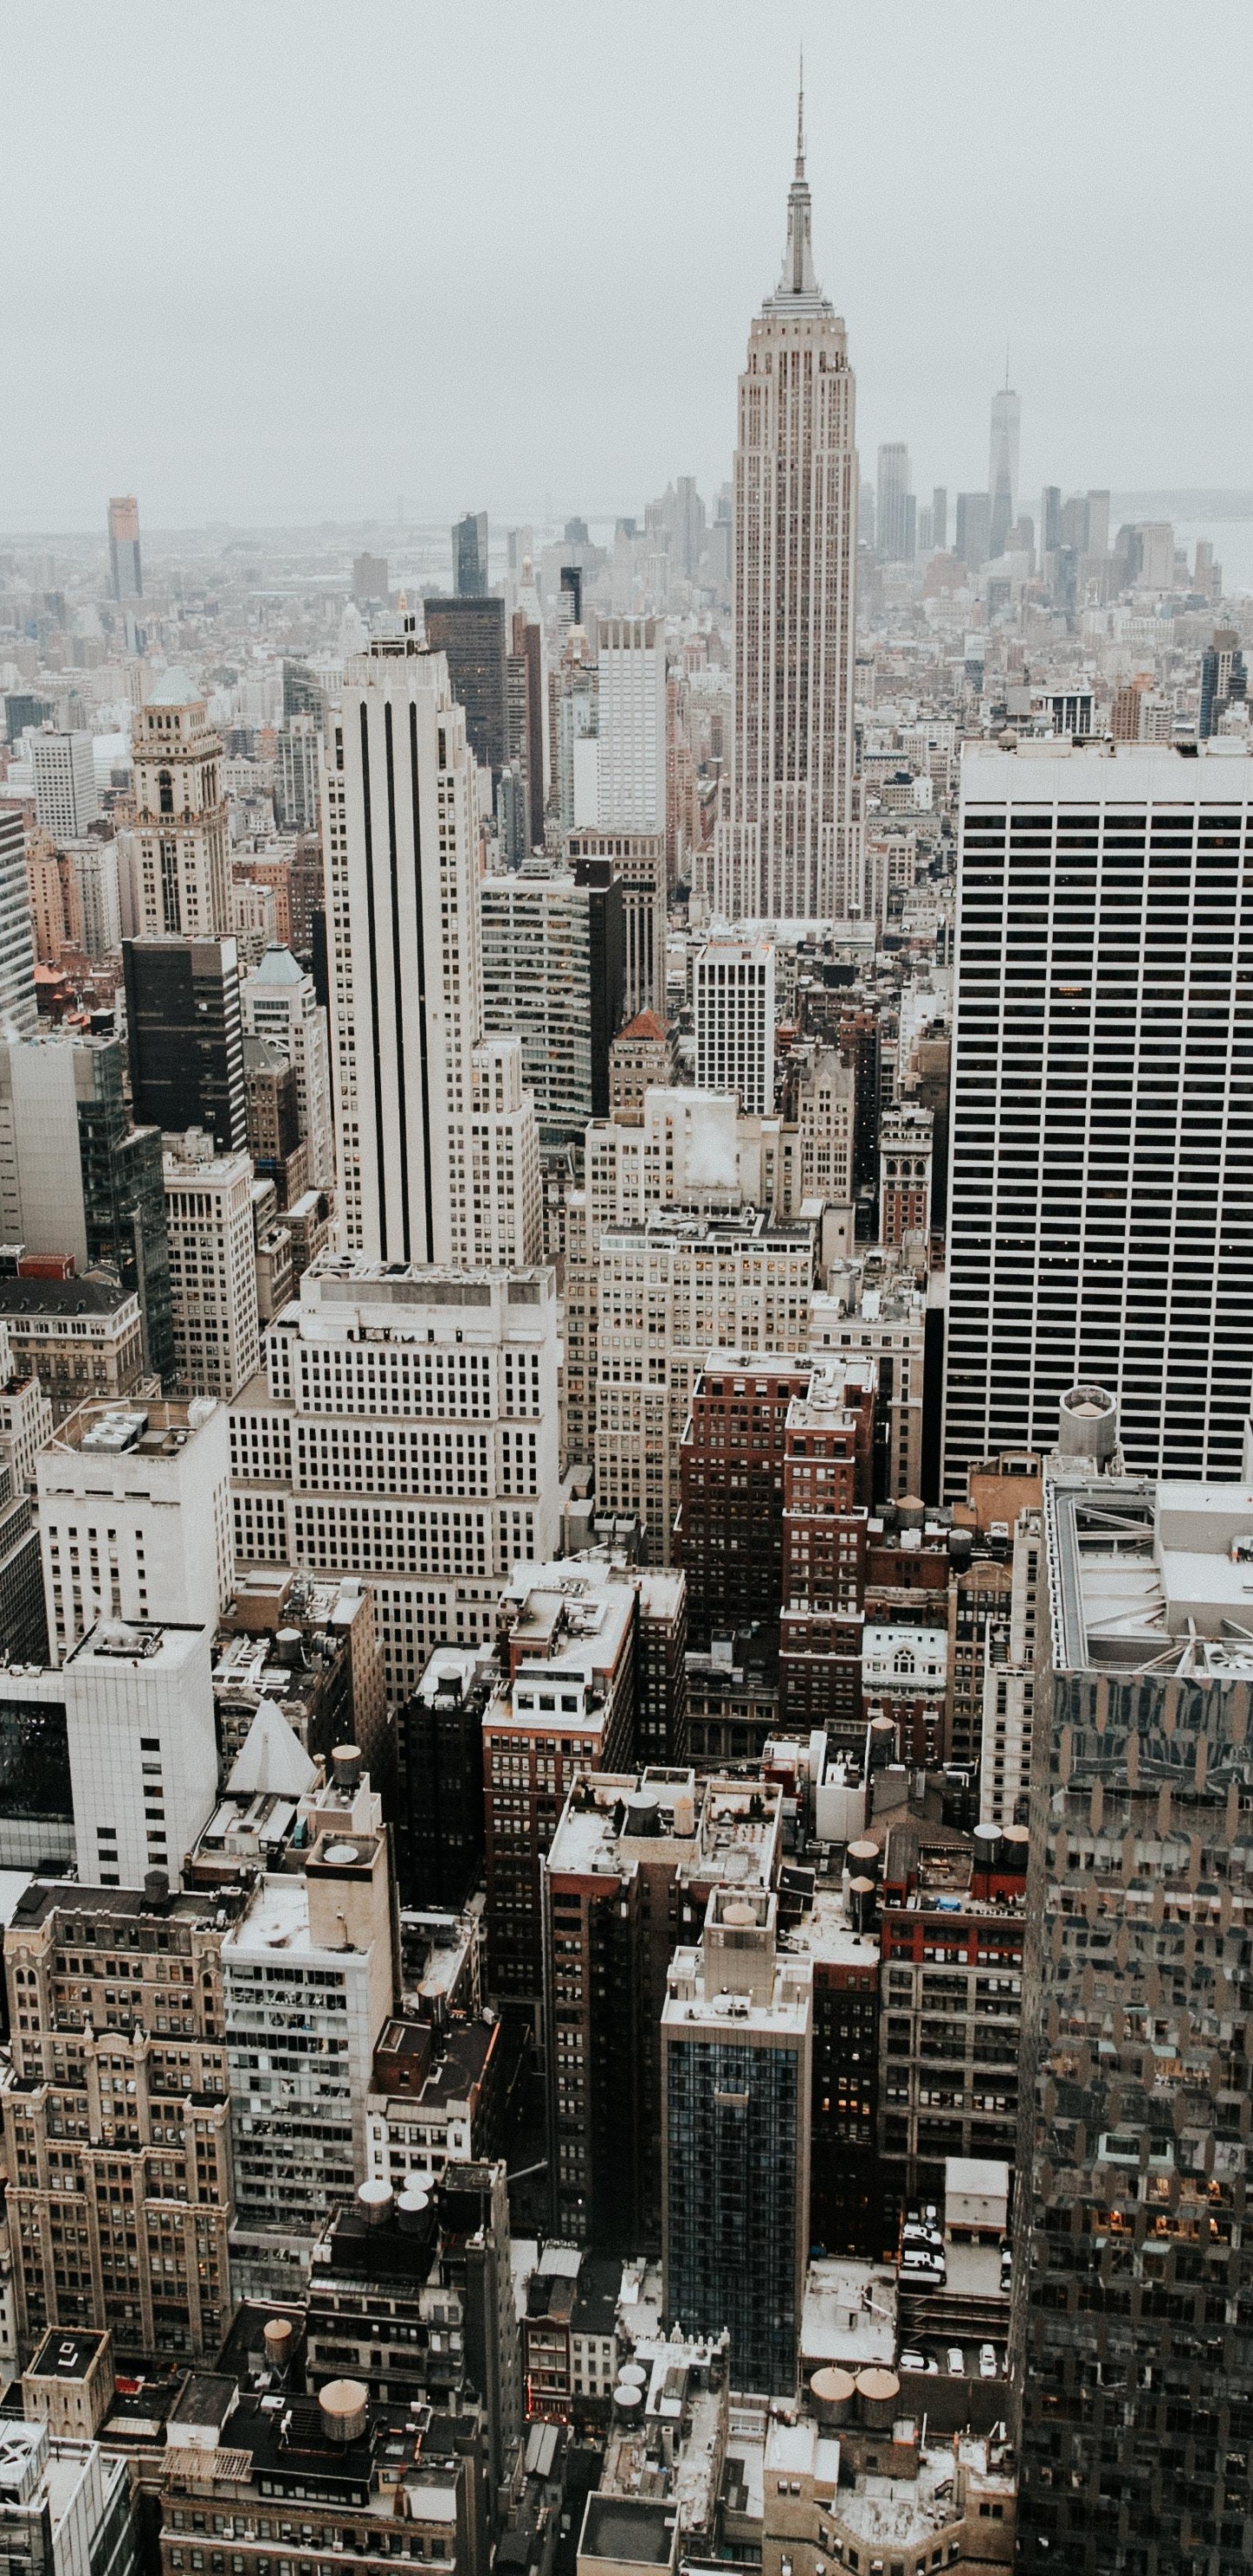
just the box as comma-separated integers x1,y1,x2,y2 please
2,0,1250,530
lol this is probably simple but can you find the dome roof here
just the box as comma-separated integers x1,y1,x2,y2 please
253,943,304,985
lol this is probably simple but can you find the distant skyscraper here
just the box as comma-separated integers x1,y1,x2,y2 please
1199,627,1248,736
714,84,859,922
988,382,1020,558
123,936,246,1151
323,623,539,1267
944,741,1253,1493
875,443,914,560
421,594,508,784
0,810,38,1036
108,494,142,601
129,667,230,937
31,730,98,840
596,616,666,833
932,485,948,551
452,510,489,596
1039,484,1062,559
955,490,990,571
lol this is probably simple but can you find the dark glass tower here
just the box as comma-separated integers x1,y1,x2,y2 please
123,936,246,1152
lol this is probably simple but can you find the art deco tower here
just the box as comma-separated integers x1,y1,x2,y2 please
714,85,859,923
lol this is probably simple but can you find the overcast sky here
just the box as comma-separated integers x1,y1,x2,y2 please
3,0,1250,533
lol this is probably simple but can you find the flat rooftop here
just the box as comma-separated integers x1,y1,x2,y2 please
580,2494,676,2567
1049,1475,1253,1675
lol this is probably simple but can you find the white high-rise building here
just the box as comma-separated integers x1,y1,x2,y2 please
58,1617,218,1892
129,668,231,936
0,809,37,1035
229,1256,561,1701
241,942,336,1190
36,1392,233,1665
163,1130,260,1402
597,617,666,833
66,836,122,959
945,740,1253,1493
323,623,539,1266
30,730,98,840
694,931,775,1112
714,87,859,922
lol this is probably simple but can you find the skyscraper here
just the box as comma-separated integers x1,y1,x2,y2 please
988,381,1020,559
875,442,914,560
420,594,508,783
323,622,539,1267
31,730,98,840
943,740,1253,1493
0,809,38,1036
452,510,489,596
694,930,775,1112
123,936,246,1151
1021,1466,1253,2572
932,484,948,550
596,616,666,833
714,84,859,921
1199,627,1248,736
107,493,142,601
129,667,230,937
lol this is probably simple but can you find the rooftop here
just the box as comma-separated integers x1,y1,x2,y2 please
0,1271,137,1319
1049,1473,1253,1675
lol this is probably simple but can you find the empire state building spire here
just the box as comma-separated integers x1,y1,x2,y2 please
768,59,829,312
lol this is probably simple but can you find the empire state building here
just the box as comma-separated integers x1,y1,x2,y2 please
714,91,860,923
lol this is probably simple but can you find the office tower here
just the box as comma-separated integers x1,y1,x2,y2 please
58,1617,219,1891
31,729,98,839
283,655,325,721
593,1208,816,1561
874,1806,1024,2217
222,1814,395,2282
0,1311,51,1667
876,442,914,560
396,1643,492,1906
955,489,990,571
988,383,1020,559
352,549,389,605
1020,1472,1253,2573
123,935,245,1150
0,1030,173,1384
479,866,624,1137
608,1009,677,1111
777,1358,874,1729
452,509,489,595
508,611,545,849
662,1885,812,2395
714,88,859,922
275,710,321,829
566,828,667,1018
130,667,230,936
1085,486,1110,556
244,1037,306,1205
979,1499,1042,1826
3,1878,235,2357
324,627,539,1266
932,484,948,550
1039,482,1062,561
230,1258,560,1702
596,616,666,832
878,1101,932,1246
944,741,1253,1494
0,810,37,1033
163,1130,259,1401
676,1353,815,1646
694,931,774,1111
1199,625,1248,736
559,561,583,627
69,837,122,960
37,1391,231,1659
421,593,508,783
306,2163,522,2485
0,2411,137,2576
240,941,335,1189
483,1558,637,2010
107,493,142,600
544,1770,781,2248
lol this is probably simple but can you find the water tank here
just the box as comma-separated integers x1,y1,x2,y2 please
618,2363,647,2389
809,2365,856,2425
721,1897,757,1928
263,2317,293,2370
868,1716,896,1770
847,1838,881,1882
318,2379,369,2444
948,1527,974,1571
613,2385,642,2417
1058,1384,1119,1464
896,1497,925,1531
1001,1823,1031,1874
322,1841,360,1868
332,1744,363,1790
397,2184,432,2237
848,1876,878,1934
855,2367,900,2430
275,1627,304,1667
624,1790,660,1838
358,2178,394,2226
972,1821,1002,1870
